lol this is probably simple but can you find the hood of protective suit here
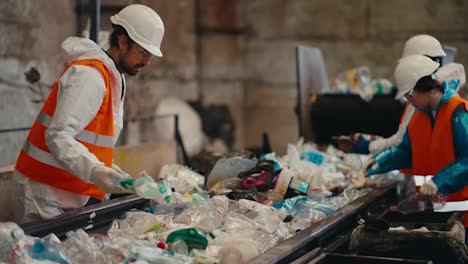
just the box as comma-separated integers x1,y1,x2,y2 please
61,37,125,135
62,37,115,69
436,79,461,109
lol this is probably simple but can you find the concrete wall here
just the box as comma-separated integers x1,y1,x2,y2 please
0,0,76,167
241,0,468,153
2,0,468,166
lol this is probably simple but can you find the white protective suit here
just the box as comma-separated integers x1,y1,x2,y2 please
11,37,126,223
369,63,465,155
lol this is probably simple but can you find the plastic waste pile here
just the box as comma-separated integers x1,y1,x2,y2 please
328,66,395,102
1,140,384,264
206,141,369,203
1,189,361,264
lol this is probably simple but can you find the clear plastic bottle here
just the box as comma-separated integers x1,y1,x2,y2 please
0,222,24,262
129,176,173,204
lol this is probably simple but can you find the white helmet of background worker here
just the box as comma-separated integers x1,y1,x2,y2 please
110,4,165,57
402,34,446,59
394,55,440,99
401,34,466,87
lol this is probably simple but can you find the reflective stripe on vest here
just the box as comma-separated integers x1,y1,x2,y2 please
36,112,114,148
15,59,115,200
435,200,468,212
414,175,432,187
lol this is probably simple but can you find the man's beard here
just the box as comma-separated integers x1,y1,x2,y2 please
121,62,143,76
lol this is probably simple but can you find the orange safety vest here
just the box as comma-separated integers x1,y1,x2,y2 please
408,95,468,225
15,59,115,200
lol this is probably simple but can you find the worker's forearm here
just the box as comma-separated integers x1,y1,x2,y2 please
432,158,468,195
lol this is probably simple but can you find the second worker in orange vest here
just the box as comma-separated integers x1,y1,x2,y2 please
12,4,165,223
366,55,468,238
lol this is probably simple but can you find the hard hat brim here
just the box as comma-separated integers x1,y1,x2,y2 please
138,42,163,57
110,15,164,57
395,89,409,100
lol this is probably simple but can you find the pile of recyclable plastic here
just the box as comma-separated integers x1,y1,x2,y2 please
327,66,395,102
1,141,383,264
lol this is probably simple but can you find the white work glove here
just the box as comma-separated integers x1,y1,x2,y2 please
112,163,127,175
420,180,438,198
363,158,379,177
90,165,131,194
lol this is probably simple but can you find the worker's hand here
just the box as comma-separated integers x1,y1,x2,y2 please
420,180,438,198
112,163,128,175
90,165,132,194
363,158,379,177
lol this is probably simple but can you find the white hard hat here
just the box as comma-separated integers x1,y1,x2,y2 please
402,34,446,58
110,4,165,57
394,54,440,99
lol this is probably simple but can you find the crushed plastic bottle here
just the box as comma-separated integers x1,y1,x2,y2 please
0,222,24,262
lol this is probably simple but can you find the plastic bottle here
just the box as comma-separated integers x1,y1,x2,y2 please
0,222,24,262
122,176,173,204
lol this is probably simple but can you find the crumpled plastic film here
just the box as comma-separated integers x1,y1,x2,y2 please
206,157,257,190
159,164,205,194
173,196,229,233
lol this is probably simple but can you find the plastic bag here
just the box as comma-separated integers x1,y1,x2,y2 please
206,157,257,190
159,164,205,194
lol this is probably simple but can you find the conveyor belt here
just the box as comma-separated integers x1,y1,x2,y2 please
249,185,398,264
21,194,148,239
20,184,404,263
